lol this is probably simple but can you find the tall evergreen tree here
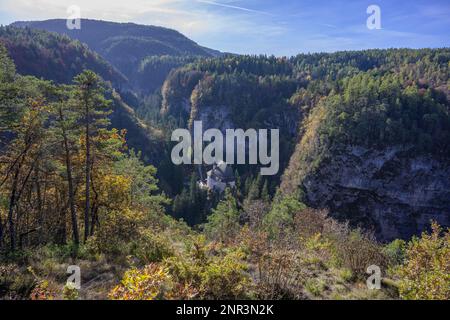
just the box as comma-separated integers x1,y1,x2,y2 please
73,70,110,242
49,86,81,245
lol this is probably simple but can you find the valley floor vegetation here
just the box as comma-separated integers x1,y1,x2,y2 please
0,43,449,301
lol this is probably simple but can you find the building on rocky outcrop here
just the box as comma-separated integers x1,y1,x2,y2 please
199,161,235,192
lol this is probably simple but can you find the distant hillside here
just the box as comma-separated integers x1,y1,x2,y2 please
11,19,221,88
0,25,170,183
162,49,450,240
0,25,127,88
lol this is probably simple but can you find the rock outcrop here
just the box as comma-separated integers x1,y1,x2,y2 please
295,145,450,241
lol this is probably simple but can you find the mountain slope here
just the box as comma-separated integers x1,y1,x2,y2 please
2,20,449,240
0,25,127,88
162,49,450,240
279,49,450,240
160,55,300,181
11,19,219,79
0,25,166,175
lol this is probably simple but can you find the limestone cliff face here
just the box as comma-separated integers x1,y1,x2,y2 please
161,69,203,117
293,145,450,241
190,103,298,137
191,105,235,133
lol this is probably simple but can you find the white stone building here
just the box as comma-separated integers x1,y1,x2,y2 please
200,161,235,192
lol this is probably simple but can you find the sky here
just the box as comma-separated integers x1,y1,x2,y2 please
0,0,449,56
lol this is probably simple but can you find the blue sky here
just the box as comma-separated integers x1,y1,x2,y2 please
0,0,449,56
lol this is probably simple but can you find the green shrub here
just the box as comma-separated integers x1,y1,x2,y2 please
165,239,252,299
204,189,240,243
255,250,304,300
263,195,306,238
339,268,353,282
333,230,387,279
109,264,173,300
109,263,197,300
0,264,35,299
200,250,251,299
29,280,56,300
132,231,174,264
383,239,407,266
396,222,449,300
63,282,79,300
305,278,326,297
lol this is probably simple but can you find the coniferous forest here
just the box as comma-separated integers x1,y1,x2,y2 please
0,17,448,302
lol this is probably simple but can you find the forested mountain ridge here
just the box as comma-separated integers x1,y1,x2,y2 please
0,26,127,88
0,25,168,175
11,19,219,61
160,55,301,191
160,49,450,239
0,19,448,300
11,19,222,94
282,49,450,240
2,21,448,238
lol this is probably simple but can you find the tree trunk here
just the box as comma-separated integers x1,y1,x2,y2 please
35,165,43,244
14,157,37,249
60,197,67,245
0,213,3,249
90,175,99,237
59,107,79,245
84,95,90,242
8,167,20,251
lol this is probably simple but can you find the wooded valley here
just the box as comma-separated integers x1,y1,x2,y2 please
0,20,448,300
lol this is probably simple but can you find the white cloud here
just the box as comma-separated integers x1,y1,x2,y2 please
0,0,287,50
0,0,281,38
1,0,192,22
196,0,273,15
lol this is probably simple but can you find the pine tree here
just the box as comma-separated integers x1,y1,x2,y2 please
261,180,270,202
0,44,18,134
204,188,240,243
247,174,262,200
73,70,110,242
49,85,81,245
